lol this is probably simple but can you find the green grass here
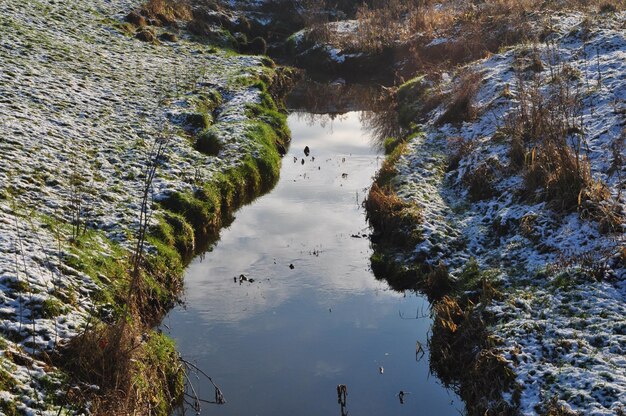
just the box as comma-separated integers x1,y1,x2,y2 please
133,332,184,415
396,76,429,127
40,298,66,319
158,82,289,259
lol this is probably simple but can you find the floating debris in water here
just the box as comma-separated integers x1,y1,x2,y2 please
337,384,347,405
379,366,384,374
289,264,295,269
304,145,310,156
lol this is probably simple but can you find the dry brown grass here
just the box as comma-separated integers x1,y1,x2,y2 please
143,0,192,22
498,58,624,231
325,0,625,73
60,315,183,415
429,296,518,415
365,182,423,247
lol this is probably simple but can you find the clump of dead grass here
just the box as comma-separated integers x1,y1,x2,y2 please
446,136,475,172
143,0,192,23
463,162,501,202
60,318,183,415
502,67,623,231
365,140,424,247
365,182,423,247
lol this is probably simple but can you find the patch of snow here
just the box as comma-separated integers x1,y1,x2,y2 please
393,11,626,414
0,0,278,412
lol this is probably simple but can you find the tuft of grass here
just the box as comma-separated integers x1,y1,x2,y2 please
142,0,192,23
0,399,18,416
425,264,454,299
150,212,195,257
365,183,423,248
60,321,183,415
446,136,475,172
396,76,430,126
133,332,184,415
195,129,223,156
183,112,211,131
40,298,66,319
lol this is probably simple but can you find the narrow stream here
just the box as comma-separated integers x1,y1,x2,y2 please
164,101,462,415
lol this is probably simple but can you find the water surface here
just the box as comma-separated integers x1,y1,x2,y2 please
165,111,462,415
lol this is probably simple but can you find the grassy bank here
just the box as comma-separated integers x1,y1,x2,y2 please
0,0,297,413
366,8,625,415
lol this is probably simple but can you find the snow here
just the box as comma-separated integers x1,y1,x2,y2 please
0,0,278,412
393,11,625,414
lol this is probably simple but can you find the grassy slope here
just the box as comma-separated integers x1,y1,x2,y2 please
367,7,625,416
0,0,293,414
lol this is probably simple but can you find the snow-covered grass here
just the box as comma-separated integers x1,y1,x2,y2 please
387,11,625,415
0,0,284,413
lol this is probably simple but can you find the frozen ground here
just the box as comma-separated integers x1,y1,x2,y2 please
0,0,276,412
392,11,625,415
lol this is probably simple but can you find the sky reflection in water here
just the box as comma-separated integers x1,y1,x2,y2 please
165,112,462,416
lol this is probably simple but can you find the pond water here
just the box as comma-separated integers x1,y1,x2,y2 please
164,107,462,415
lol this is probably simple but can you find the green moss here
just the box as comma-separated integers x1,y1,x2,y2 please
246,103,290,143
